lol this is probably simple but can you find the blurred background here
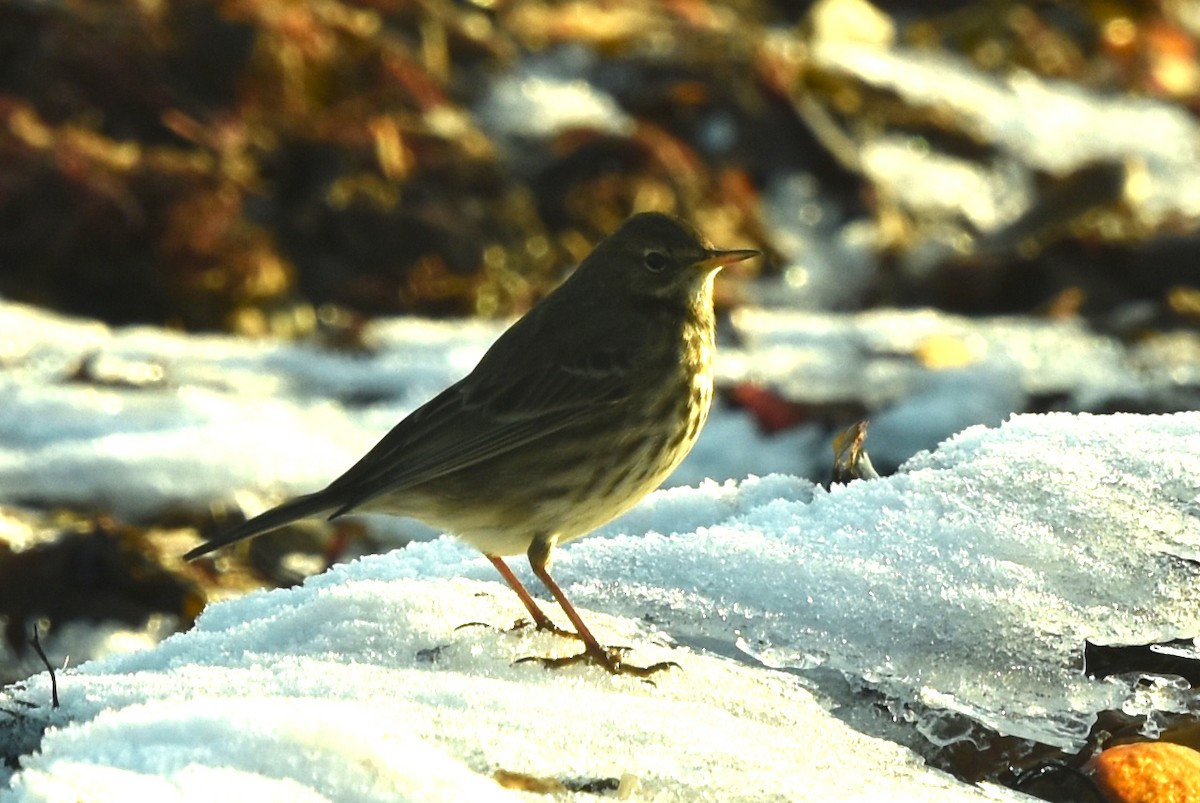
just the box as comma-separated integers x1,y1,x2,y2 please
2,0,1197,336
2,0,1200,794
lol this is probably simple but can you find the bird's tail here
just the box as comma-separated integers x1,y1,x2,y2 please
183,491,338,561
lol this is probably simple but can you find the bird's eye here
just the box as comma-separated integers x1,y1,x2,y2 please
643,250,668,272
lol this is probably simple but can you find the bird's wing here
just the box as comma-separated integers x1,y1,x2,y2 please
323,344,638,517
184,352,635,561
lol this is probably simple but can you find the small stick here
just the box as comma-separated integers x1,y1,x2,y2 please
29,624,59,709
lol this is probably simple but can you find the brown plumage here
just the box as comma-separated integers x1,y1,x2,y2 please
186,212,758,676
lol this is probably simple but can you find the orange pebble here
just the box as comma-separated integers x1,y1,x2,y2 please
1089,742,1200,803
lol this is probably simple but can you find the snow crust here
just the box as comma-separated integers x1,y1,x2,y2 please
2,300,1198,800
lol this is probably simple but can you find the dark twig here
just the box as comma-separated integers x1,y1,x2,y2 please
28,624,59,709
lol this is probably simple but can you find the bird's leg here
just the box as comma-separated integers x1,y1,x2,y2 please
471,554,579,640
517,539,678,678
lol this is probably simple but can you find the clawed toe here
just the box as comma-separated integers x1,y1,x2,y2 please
543,625,583,640
454,620,498,633
456,617,582,641
515,645,679,678
519,618,582,641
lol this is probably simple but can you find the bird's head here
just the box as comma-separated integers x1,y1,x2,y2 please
573,212,759,305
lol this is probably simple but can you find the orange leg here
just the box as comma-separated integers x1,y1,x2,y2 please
485,555,578,639
522,543,678,678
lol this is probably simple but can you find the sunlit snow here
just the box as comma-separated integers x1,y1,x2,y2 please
1,299,1198,800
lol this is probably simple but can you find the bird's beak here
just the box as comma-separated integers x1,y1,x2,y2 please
695,248,759,271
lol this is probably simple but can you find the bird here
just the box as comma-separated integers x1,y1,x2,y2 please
185,212,759,676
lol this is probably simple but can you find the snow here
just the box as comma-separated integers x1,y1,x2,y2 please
812,42,1200,187
476,47,634,146
1,299,1198,800
3,299,1170,519
3,575,1028,802
795,39,1200,278
479,74,633,140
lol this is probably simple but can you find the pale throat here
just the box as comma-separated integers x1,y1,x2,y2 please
683,272,718,404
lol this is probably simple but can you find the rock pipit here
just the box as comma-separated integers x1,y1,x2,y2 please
186,212,758,676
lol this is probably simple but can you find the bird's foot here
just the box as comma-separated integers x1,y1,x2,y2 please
516,643,679,678
513,617,583,641
455,617,582,641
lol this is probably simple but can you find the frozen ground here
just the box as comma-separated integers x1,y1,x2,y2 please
2,574,1031,802
1,300,1198,800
